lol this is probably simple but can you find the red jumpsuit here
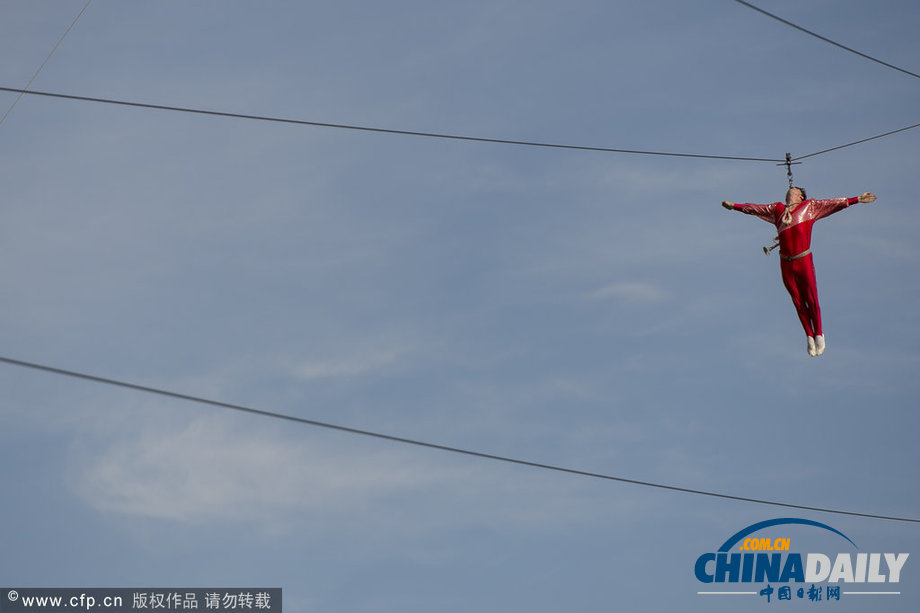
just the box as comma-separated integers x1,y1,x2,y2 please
730,196,859,338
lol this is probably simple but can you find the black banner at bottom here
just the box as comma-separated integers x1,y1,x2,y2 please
2,589,281,613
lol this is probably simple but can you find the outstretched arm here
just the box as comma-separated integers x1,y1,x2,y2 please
721,199,776,223
812,192,878,220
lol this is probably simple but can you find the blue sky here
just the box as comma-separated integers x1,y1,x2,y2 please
1,1,919,611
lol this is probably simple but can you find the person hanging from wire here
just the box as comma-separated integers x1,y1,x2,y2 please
721,187,877,356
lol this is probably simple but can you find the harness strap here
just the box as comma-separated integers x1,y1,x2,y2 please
780,249,811,262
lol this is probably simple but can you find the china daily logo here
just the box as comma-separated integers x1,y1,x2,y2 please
694,518,909,603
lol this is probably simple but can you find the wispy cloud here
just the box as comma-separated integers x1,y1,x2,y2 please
69,414,447,525
288,343,406,380
588,282,669,304
66,406,645,535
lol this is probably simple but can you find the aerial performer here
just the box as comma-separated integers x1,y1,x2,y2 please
721,187,877,356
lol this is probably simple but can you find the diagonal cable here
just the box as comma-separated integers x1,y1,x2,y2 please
734,0,920,80
0,0,92,129
1,355,918,524
793,120,920,161
0,86,784,162
3,85,915,164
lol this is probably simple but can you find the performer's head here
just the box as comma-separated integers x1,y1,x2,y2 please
785,186,806,205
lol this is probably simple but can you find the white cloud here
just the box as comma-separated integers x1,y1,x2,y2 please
66,405,645,536
69,414,446,524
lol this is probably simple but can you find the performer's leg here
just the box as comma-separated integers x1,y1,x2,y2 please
800,258,821,337
797,256,825,354
781,262,815,339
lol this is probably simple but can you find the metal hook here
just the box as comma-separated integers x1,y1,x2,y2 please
777,152,802,189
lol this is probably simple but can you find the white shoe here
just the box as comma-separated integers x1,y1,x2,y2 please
807,336,817,356
815,335,826,355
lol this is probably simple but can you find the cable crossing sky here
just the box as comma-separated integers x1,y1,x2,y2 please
0,0,92,129
3,2,918,163
1,86,917,165
1,355,918,525
2,3,917,525
734,0,920,81
0,86,784,162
